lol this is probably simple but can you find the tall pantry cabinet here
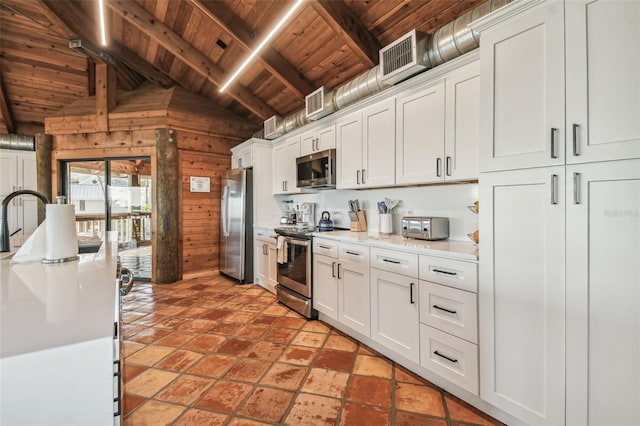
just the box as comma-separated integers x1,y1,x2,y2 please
475,0,640,425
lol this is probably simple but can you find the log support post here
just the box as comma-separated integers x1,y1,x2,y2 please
154,128,180,283
95,63,116,132
35,133,53,224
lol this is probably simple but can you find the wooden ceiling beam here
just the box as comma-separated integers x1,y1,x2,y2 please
0,73,16,134
41,0,175,90
311,0,381,68
106,0,276,121
190,0,315,98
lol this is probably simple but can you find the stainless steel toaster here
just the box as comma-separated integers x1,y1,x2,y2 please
401,216,449,240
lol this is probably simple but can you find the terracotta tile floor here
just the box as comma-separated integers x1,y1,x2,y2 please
122,274,502,426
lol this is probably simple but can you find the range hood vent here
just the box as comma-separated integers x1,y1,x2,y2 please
264,115,284,140
380,30,431,85
305,87,335,121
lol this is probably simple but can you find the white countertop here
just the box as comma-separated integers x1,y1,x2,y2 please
312,231,478,262
0,238,118,358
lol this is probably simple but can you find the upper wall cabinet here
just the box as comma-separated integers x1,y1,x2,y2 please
300,124,335,156
478,0,565,172
565,0,640,163
337,98,395,189
272,136,301,195
396,60,480,185
0,150,37,240
478,0,639,172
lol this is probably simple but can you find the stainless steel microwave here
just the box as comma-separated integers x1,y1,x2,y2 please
296,149,336,189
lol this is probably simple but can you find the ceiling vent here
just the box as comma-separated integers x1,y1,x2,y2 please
380,30,432,85
264,115,284,140
305,87,335,121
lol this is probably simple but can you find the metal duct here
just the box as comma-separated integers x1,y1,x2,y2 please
253,0,510,139
0,134,35,151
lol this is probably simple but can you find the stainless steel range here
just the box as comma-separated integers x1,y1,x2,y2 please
274,225,317,319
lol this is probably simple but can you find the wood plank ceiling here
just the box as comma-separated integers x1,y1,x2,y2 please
0,0,483,136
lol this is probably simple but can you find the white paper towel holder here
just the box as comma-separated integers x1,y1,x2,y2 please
42,196,79,264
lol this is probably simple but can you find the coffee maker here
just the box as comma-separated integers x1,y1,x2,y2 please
296,202,315,228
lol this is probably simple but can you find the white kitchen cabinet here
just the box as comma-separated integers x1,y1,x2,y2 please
254,230,277,294
444,61,480,181
370,268,419,363
336,98,395,189
338,245,370,337
300,124,335,156
479,167,565,425
565,0,640,164
478,0,565,172
0,150,38,244
313,253,338,320
396,80,445,184
272,136,301,194
565,159,640,426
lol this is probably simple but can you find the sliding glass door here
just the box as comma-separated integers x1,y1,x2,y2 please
62,157,152,280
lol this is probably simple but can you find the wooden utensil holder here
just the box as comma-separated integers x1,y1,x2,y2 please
350,211,367,232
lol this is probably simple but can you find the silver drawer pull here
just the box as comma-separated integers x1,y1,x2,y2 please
434,350,458,363
318,244,332,249
382,258,401,264
550,127,558,158
332,261,336,278
410,282,415,304
345,250,360,256
433,305,457,314
432,268,457,276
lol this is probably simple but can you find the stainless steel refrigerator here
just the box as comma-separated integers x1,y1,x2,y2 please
220,168,253,282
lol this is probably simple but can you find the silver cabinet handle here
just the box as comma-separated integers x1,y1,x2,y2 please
550,128,558,158
410,282,415,304
446,156,452,176
436,158,442,177
318,244,332,249
433,304,457,314
332,261,336,278
361,169,366,184
572,124,580,156
573,172,581,205
263,244,268,255
282,181,285,192
337,263,342,279
345,250,360,256
356,169,361,184
382,258,401,264
551,174,558,205
432,268,457,276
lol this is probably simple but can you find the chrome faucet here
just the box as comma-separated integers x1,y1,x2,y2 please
0,190,50,253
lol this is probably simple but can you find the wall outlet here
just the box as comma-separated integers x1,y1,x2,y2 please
403,208,413,216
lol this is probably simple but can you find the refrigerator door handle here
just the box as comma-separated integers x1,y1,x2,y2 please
222,184,230,237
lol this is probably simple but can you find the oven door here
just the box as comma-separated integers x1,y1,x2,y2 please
277,237,311,298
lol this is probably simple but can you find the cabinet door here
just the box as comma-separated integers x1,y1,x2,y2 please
272,143,287,194
313,253,338,320
336,112,363,189
362,98,395,188
396,81,445,184
316,125,335,151
566,160,640,426
338,258,370,337
445,61,480,181
266,243,278,290
0,151,18,196
254,240,267,285
370,268,419,363
300,130,316,156
479,0,564,171
284,137,301,193
566,0,640,164
479,167,565,425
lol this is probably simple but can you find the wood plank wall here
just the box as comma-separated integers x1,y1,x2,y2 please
179,149,230,275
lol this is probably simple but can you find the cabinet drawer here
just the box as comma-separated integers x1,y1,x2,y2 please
420,324,478,395
314,238,339,257
255,229,276,244
338,242,369,264
419,281,477,344
370,247,418,278
419,255,477,292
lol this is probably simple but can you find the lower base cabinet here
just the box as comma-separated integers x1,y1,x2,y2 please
254,234,277,293
338,256,370,337
313,253,338,320
370,268,419,363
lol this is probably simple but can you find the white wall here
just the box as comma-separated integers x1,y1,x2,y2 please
275,183,478,241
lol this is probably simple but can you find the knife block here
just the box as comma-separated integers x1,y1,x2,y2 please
350,211,367,232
